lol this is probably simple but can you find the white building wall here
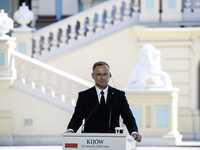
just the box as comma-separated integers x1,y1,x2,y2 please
0,88,72,145
39,0,55,15
46,26,200,139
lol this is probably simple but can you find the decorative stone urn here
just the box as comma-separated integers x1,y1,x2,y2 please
0,9,14,37
14,2,34,28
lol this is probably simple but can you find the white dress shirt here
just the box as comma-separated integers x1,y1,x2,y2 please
95,86,108,103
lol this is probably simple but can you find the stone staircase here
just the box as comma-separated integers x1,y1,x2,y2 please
32,0,139,61
10,50,93,113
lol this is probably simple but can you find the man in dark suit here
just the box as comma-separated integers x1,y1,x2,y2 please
66,61,142,142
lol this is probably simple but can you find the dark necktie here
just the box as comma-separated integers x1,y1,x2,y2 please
100,91,106,112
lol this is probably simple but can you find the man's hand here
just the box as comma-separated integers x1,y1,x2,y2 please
132,133,142,142
65,130,73,133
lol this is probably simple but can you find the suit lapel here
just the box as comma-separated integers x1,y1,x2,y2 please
90,86,99,106
106,86,115,109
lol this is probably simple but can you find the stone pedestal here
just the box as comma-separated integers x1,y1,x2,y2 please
161,0,182,22
0,36,16,88
139,0,160,22
12,28,35,57
125,88,182,146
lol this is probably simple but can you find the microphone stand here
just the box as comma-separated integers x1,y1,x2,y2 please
81,105,99,133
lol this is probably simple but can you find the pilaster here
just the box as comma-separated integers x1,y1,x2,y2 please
125,88,182,146
12,28,35,57
0,36,16,88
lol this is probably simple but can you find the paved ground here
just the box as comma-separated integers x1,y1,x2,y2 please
0,146,200,150
0,141,199,150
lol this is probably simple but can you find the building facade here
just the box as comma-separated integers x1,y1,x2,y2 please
0,0,200,146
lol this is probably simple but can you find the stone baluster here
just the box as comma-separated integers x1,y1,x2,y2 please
50,30,58,51
41,34,49,55
30,67,38,89
123,0,132,20
54,78,62,95
132,0,139,20
77,18,86,40
34,68,43,88
114,3,122,24
33,37,41,58
60,27,67,47
25,64,32,83
42,71,52,93
184,0,191,9
15,59,23,79
20,62,28,84
50,75,57,97
184,0,191,12
195,0,200,8
60,79,69,102
86,14,95,36
194,0,200,9
105,6,113,28
95,10,104,32
194,0,200,20
68,22,77,44
183,0,194,21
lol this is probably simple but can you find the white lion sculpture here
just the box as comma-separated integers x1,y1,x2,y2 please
128,44,172,89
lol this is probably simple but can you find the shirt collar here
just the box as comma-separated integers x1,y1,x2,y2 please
95,86,108,96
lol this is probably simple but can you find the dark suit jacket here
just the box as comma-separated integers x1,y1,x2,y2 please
67,86,138,134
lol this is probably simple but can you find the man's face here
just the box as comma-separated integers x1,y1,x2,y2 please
92,65,111,90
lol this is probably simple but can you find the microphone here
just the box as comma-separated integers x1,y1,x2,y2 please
81,105,99,133
108,106,112,132
110,73,116,88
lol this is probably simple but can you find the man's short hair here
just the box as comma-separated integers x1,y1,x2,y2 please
92,61,110,72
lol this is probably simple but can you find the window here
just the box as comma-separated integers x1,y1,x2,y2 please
0,53,5,66
167,0,176,8
24,117,33,128
146,0,154,9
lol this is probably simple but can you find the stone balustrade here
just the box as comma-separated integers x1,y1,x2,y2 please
30,0,200,60
10,50,93,110
32,0,139,58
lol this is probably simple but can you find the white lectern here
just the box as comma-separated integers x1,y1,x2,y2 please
62,133,136,150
